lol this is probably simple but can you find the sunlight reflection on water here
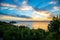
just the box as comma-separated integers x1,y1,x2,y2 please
14,21,49,31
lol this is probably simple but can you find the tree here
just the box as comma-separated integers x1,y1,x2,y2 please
9,21,16,24
48,15,60,32
48,15,60,40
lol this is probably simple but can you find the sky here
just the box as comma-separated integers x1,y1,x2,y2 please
0,0,60,21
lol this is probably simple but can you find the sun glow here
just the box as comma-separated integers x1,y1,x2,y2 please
32,11,52,20
0,0,52,21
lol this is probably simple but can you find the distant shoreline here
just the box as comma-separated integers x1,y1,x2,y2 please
15,20,50,22
0,20,50,22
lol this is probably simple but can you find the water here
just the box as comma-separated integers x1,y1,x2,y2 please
14,21,49,31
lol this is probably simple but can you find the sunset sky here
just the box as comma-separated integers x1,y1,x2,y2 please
0,0,60,21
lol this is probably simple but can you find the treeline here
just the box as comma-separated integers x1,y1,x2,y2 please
0,15,60,40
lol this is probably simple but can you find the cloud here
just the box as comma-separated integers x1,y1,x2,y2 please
8,8,17,10
0,12,31,19
0,6,33,18
0,7,9,10
0,14,32,21
0,2,52,21
0,3,17,8
53,6,60,10
32,11,52,20
0,6,18,10
49,6,60,16
18,15,31,18
0,14,52,21
50,6,60,12
18,5,34,11
49,1,57,4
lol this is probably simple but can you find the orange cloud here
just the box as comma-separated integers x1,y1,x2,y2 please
32,11,52,20
0,14,52,21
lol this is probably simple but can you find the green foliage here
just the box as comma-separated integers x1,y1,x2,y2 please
0,20,60,40
48,15,60,32
48,15,60,40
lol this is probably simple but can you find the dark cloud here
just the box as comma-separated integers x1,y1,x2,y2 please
0,12,31,19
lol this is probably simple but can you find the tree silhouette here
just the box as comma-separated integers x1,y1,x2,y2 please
9,21,16,24
48,15,60,32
